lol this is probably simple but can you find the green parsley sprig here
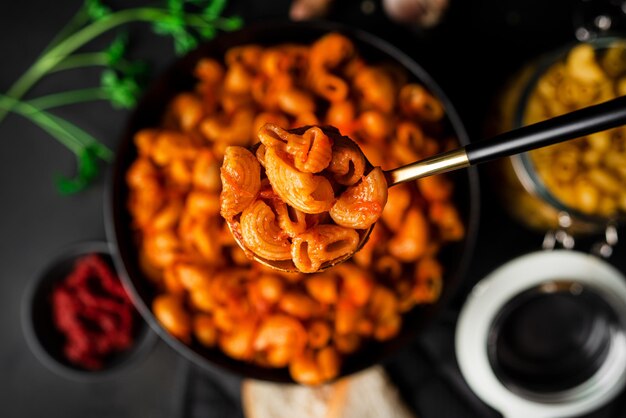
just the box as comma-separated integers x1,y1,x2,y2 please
0,0,242,194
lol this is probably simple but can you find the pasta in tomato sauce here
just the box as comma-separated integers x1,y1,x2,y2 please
221,124,388,272
126,32,464,385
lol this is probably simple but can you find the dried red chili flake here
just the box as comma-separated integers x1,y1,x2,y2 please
51,254,135,370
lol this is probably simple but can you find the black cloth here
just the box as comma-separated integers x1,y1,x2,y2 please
182,362,244,418
3,1,626,417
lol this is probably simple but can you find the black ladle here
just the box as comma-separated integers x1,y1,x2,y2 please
232,95,626,273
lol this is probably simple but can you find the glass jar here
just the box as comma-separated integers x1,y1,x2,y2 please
491,37,626,234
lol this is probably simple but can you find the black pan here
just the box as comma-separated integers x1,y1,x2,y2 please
105,20,480,382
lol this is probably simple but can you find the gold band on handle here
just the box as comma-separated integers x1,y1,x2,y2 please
386,148,470,187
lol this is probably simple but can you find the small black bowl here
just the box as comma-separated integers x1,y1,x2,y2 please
21,241,158,381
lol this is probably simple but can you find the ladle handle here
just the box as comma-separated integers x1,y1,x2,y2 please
386,95,626,186
465,95,626,164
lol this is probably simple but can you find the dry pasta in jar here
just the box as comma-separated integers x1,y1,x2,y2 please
492,39,626,231
125,32,465,384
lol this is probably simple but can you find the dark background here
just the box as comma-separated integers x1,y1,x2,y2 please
2,0,626,417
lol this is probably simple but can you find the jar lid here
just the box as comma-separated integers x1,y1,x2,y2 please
456,250,626,418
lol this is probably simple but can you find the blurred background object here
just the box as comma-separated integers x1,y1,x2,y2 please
290,0,335,20
382,0,449,28
242,366,415,418
573,0,626,41
289,0,450,28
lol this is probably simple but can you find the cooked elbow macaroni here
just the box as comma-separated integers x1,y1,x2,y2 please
126,32,464,385
221,124,388,273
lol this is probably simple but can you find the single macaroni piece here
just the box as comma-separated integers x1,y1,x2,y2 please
382,184,412,231
127,32,464,385
327,136,366,186
310,71,349,102
272,199,308,238
291,225,360,273
254,314,307,367
310,32,355,70
353,67,396,113
286,126,334,173
259,123,334,173
220,146,261,219
240,199,292,261
330,168,388,229
399,84,444,122
264,146,335,214
325,100,356,135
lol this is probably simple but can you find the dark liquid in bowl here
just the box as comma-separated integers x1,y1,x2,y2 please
488,281,618,396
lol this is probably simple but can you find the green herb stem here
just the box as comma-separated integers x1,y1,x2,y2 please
41,8,90,55
185,15,241,30
0,7,241,124
51,53,144,80
0,94,112,160
51,52,109,72
0,1,240,194
0,96,84,154
47,114,113,162
25,88,110,110
0,7,168,124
